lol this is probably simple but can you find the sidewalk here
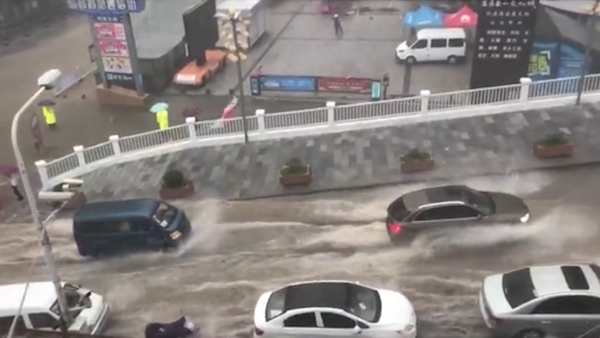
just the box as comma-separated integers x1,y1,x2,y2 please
0,16,327,222
73,102,600,203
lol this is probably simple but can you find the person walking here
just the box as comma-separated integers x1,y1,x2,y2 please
42,104,57,128
0,164,24,201
156,109,169,131
333,14,343,37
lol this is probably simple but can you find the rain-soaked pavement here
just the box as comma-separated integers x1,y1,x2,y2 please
2,166,600,338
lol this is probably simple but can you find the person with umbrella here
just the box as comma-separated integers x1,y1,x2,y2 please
150,102,170,131
0,163,24,201
38,99,57,128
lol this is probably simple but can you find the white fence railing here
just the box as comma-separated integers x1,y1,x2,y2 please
35,74,600,190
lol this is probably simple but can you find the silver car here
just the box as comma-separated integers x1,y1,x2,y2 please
479,263,600,338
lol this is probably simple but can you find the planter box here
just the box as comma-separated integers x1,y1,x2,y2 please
159,180,195,200
401,158,435,174
279,165,313,186
61,191,87,210
533,143,574,159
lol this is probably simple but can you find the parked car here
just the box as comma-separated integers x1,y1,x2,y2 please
0,281,109,335
479,263,600,338
395,28,466,65
386,185,530,245
73,199,192,257
253,280,417,338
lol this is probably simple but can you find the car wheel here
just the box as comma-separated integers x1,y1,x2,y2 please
447,55,458,64
515,329,545,338
406,56,416,65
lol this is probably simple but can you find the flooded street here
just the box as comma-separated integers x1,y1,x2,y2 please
1,167,600,338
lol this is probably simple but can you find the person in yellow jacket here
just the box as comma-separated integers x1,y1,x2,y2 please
156,109,169,130
42,106,57,128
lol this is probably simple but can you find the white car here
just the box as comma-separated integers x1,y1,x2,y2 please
252,280,417,338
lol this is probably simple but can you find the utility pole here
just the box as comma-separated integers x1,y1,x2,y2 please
576,0,600,105
216,10,251,143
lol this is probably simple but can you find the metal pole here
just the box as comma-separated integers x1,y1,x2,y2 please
576,0,599,105
231,17,249,143
11,87,71,336
122,13,145,96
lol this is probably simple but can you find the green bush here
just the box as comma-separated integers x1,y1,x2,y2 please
537,132,569,147
280,157,308,176
162,170,186,188
402,148,432,161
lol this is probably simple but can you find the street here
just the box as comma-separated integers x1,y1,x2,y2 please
0,165,598,338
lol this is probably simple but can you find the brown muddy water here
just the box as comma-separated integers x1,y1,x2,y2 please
1,167,600,338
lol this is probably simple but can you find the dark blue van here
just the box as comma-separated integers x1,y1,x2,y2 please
73,199,192,257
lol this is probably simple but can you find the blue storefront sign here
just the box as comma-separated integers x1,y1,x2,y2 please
66,0,146,14
259,76,316,92
529,41,587,95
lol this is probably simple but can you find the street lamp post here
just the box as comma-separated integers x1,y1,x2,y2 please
11,69,71,336
216,10,251,143
576,0,600,105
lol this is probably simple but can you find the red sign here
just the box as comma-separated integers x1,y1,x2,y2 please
317,77,373,94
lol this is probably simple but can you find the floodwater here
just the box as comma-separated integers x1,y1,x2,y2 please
2,166,600,338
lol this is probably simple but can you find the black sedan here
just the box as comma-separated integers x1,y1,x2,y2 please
386,185,530,245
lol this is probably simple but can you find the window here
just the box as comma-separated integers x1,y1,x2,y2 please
388,198,410,221
153,203,177,227
431,39,447,48
321,312,356,329
449,38,465,47
79,221,132,234
0,316,25,335
411,40,427,49
503,268,536,308
532,296,600,315
284,313,317,327
28,313,59,329
561,266,590,290
414,206,479,221
347,284,381,322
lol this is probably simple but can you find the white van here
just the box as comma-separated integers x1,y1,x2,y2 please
396,28,466,65
0,282,110,335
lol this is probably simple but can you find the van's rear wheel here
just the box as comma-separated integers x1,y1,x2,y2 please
406,56,417,65
447,55,458,64
514,329,545,338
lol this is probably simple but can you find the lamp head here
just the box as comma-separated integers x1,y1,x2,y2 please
37,69,62,90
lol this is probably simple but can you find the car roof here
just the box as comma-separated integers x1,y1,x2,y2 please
0,282,58,316
74,198,160,223
402,185,469,211
283,281,352,311
527,263,600,296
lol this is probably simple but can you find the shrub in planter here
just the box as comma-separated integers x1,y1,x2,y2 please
401,148,435,174
533,132,574,159
159,169,195,199
279,158,312,186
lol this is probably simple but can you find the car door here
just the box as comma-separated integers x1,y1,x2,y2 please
529,295,598,338
316,311,364,338
429,38,448,61
280,312,320,338
411,205,481,229
409,39,428,61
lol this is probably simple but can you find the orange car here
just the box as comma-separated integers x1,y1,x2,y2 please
173,49,227,88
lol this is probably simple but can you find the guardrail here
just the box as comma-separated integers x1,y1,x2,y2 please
35,74,600,190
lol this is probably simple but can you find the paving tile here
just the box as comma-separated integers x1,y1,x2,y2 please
69,103,600,202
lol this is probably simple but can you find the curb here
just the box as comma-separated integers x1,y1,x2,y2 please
228,160,600,201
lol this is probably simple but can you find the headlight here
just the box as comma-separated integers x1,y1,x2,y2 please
170,231,182,240
397,323,414,333
520,213,530,223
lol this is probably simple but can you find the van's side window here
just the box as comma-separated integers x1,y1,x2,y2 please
28,313,59,329
412,40,428,49
0,316,25,334
449,38,465,47
431,39,447,48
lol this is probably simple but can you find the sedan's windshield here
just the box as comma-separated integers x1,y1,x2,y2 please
49,284,92,320
153,203,178,227
347,284,381,322
406,35,417,46
466,189,494,215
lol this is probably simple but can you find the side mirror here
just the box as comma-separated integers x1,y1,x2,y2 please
352,325,362,334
